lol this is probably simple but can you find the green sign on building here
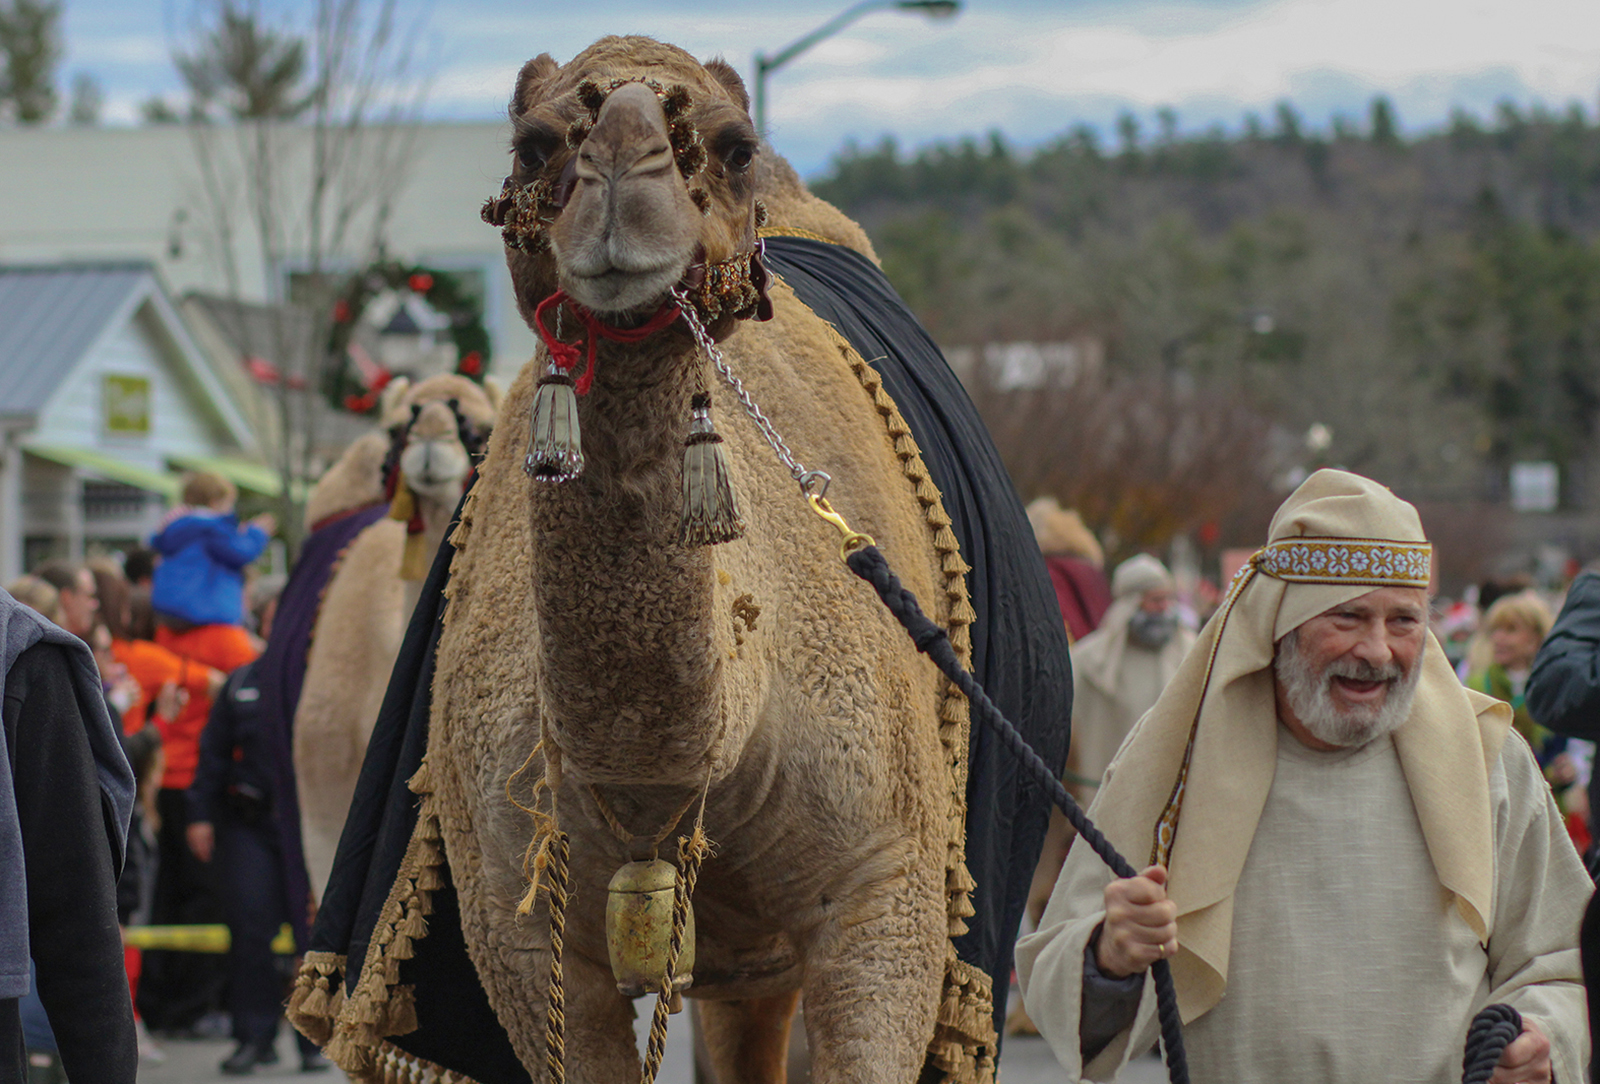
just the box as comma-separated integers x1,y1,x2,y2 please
103,374,151,435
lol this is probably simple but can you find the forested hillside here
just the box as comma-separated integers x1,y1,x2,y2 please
809,101,1600,567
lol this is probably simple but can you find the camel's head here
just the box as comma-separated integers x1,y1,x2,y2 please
484,37,768,327
380,374,501,509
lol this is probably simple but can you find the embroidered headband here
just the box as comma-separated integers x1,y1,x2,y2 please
1251,536,1432,590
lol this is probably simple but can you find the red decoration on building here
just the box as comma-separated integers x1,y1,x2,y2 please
409,272,434,293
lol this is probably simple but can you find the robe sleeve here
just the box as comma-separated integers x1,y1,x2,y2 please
1014,758,1163,1082
1483,733,1591,1084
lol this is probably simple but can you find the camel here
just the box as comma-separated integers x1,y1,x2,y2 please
294,373,498,897
290,35,1072,1084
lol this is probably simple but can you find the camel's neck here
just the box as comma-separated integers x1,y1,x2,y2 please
529,336,724,785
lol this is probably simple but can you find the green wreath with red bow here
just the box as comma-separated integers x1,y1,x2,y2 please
325,261,492,414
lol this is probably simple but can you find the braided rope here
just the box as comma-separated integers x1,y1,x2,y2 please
643,826,710,1082
1462,1003,1522,1084
844,544,1191,1084
544,831,571,1084
586,782,702,853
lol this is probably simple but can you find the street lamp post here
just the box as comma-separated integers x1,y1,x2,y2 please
752,0,960,138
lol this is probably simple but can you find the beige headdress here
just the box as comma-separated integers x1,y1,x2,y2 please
1087,469,1511,1022
1076,554,1176,697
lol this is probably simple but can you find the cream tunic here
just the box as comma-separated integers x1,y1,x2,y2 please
1015,728,1591,1083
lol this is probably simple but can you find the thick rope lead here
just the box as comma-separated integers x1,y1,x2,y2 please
844,545,1190,1084
1461,1003,1522,1084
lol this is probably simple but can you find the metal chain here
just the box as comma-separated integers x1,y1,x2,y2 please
671,287,830,500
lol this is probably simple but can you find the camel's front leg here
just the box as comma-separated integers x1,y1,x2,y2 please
547,950,641,1084
798,857,945,1084
694,990,804,1084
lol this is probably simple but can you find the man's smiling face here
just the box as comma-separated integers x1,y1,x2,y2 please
1274,586,1429,749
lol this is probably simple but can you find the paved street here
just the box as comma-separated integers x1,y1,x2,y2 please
136,991,1171,1082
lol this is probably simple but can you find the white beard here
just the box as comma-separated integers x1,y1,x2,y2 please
1274,629,1423,747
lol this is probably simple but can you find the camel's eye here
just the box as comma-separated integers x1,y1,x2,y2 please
517,141,552,173
514,125,560,174
724,141,756,174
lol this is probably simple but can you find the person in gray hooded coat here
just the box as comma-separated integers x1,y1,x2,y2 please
0,587,137,1083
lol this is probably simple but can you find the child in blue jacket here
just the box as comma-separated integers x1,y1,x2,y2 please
150,473,276,629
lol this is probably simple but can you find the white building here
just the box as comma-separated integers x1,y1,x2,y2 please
0,120,544,579
0,121,535,382
0,262,266,580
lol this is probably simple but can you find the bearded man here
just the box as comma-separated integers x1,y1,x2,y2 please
1016,469,1590,1083
1067,554,1197,805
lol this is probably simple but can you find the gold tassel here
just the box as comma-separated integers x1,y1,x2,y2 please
387,477,415,524
299,976,333,1020
399,532,428,582
400,905,429,940
524,367,584,482
678,393,745,545
386,986,420,1037
407,761,433,796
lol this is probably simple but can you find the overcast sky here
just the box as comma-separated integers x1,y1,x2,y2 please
59,0,1600,177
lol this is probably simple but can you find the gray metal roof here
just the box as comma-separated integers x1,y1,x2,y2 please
0,263,153,418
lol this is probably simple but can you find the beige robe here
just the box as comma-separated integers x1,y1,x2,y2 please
1016,726,1591,1083
1067,616,1195,802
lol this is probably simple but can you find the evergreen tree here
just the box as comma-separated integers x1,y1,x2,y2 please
175,1,313,120
1370,95,1400,146
67,70,100,124
0,0,61,124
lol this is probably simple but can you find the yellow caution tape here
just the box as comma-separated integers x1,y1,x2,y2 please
123,924,297,955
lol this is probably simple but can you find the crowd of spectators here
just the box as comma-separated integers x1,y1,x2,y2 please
3,471,322,1078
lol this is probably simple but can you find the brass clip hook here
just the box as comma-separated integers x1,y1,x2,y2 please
807,495,875,563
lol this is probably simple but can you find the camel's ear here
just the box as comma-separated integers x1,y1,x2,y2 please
379,376,412,423
703,57,749,116
511,54,560,118
481,376,504,415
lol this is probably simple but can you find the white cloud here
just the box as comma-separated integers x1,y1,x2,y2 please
53,0,1600,172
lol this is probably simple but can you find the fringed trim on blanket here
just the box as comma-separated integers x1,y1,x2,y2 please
930,954,998,1084
802,312,993,1083
288,951,346,1045
365,1044,477,1084
440,481,483,627
288,758,468,1083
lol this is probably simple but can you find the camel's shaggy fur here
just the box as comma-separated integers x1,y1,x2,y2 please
294,374,498,897
300,36,993,1084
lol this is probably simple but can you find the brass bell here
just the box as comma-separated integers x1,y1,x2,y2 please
605,859,695,1002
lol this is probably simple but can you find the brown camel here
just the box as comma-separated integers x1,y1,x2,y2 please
293,36,996,1084
294,373,498,897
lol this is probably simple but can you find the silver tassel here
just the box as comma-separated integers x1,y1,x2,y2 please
524,367,584,482
678,393,744,545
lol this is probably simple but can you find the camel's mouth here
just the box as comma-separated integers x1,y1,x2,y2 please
563,256,692,316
